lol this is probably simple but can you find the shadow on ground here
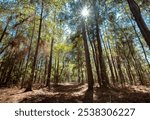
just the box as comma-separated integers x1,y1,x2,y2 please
94,87,150,103
19,84,86,103
0,84,150,103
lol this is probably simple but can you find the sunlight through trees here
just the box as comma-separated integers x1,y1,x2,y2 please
0,0,150,103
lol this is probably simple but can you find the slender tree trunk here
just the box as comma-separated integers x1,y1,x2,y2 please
102,37,116,85
115,21,146,85
93,40,102,86
21,13,36,88
88,30,101,86
46,38,54,89
126,61,134,85
25,1,43,92
82,20,94,91
107,39,119,83
17,59,25,85
54,54,60,85
122,3,150,68
81,67,84,84
116,55,125,87
44,57,48,84
95,22,109,87
132,22,150,68
0,19,10,43
77,52,81,84
93,1,109,87
37,60,43,84
127,0,150,48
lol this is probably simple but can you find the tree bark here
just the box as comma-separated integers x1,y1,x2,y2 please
82,21,94,91
127,0,150,48
25,1,44,92
95,22,109,87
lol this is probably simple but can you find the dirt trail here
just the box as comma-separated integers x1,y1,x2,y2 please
0,84,150,103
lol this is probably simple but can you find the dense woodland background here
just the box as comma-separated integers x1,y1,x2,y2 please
0,0,150,103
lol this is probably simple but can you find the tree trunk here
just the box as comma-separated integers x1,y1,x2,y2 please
25,1,43,92
107,39,119,83
88,30,101,86
95,22,109,88
46,38,54,89
116,56,125,87
44,57,48,84
21,13,36,88
102,37,116,85
122,2,150,68
127,0,150,48
0,18,10,43
82,21,94,91
54,54,60,85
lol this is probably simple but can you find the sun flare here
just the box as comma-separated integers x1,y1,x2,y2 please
81,7,89,17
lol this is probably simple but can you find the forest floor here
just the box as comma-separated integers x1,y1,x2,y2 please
0,84,150,103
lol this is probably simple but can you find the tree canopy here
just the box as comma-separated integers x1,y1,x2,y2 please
0,0,150,102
